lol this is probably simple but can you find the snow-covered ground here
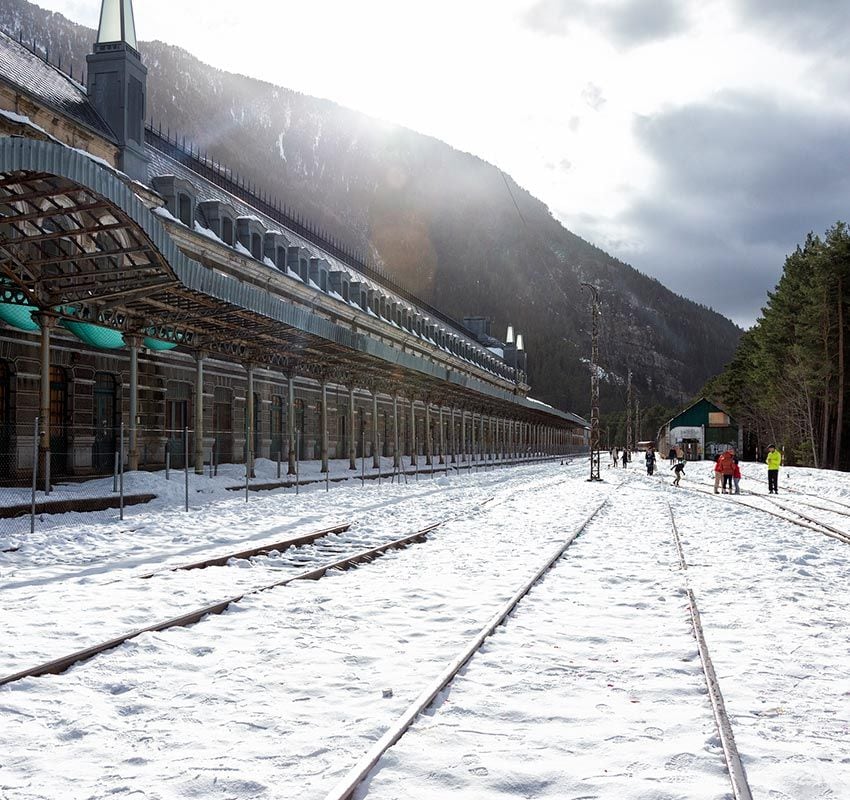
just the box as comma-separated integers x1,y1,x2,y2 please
0,457,848,799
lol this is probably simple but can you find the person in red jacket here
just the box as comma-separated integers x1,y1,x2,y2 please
719,450,735,493
713,455,722,494
732,459,742,494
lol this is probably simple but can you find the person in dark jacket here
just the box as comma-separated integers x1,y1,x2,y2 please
622,448,629,468
645,448,656,475
668,447,677,464
671,460,685,486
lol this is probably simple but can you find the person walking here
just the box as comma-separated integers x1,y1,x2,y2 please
766,445,781,493
667,447,677,464
732,459,741,494
645,447,656,476
713,455,722,494
613,448,619,467
622,448,629,469
671,459,685,486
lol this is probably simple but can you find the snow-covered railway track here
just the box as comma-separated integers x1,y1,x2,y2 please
668,503,753,800
744,476,850,511
762,496,850,544
0,520,447,688
678,479,850,544
322,499,608,800
137,522,352,578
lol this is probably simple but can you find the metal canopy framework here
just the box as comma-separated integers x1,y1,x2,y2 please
0,137,586,428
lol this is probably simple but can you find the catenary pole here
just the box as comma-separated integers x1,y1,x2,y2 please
581,283,602,482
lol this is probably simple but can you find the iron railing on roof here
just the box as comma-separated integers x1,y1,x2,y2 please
144,124,483,344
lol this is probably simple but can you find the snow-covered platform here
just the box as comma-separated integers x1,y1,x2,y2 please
0,459,847,799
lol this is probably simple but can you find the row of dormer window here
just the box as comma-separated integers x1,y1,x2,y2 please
151,174,521,383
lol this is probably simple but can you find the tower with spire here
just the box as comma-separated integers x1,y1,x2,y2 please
86,0,148,181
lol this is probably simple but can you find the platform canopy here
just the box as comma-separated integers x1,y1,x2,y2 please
0,136,583,425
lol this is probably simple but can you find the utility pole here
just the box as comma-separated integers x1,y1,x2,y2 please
635,395,641,446
626,369,633,456
581,283,602,482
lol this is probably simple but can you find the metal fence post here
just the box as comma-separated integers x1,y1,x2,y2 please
44,444,50,497
184,426,189,512
361,431,365,488
165,442,170,481
113,451,119,493
30,416,39,535
119,422,125,521
295,432,300,495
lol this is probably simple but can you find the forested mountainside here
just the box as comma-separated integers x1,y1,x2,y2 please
1,0,743,413
704,223,849,469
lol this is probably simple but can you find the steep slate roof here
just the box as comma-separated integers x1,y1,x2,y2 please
0,29,116,141
665,397,737,429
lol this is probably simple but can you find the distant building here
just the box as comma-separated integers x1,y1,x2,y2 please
657,398,742,461
0,0,588,480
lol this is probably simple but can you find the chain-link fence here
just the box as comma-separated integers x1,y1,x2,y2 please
0,419,587,543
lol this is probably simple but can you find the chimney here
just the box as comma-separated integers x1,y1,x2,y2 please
506,325,514,344
86,0,149,182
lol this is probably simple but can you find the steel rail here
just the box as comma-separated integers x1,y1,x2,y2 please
0,522,443,688
668,504,753,800
322,498,609,800
744,475,850,511
763,497,850,545
676,479,849,543
138,522,351,579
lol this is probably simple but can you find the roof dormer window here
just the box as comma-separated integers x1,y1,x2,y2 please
222,217,234,246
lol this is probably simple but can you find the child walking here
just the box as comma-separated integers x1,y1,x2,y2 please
671,460,685,486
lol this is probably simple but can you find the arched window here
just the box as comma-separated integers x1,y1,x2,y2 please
213,387,233,465
166,380,191,469
253,393,262,458
271,395,284,461
92,372,118,473
315,400,323,459
49,366,69,475
357,408,365,457
381,410,389,456
0,361,11,477
294,399,305,459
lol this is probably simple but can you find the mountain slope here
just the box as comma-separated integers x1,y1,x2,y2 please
0,0,742,413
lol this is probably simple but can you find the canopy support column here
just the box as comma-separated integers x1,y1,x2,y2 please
371,389,380,469
127,335,140,471
194,350,205,475
287,375,296,475
320,380,329,473
348,386,356,470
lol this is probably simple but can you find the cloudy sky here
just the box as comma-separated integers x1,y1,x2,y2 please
38,0,850,326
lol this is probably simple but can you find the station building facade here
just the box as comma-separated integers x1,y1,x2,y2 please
0,0,588,482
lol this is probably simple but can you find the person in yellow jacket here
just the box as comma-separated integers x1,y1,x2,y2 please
766,445,782,493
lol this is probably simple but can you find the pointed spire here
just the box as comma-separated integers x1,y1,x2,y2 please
97,0,138,49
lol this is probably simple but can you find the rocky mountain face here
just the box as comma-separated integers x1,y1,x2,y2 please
1,0,743,413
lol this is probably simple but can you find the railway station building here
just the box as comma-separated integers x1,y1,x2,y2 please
0,0,588,483
657,398,742,461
